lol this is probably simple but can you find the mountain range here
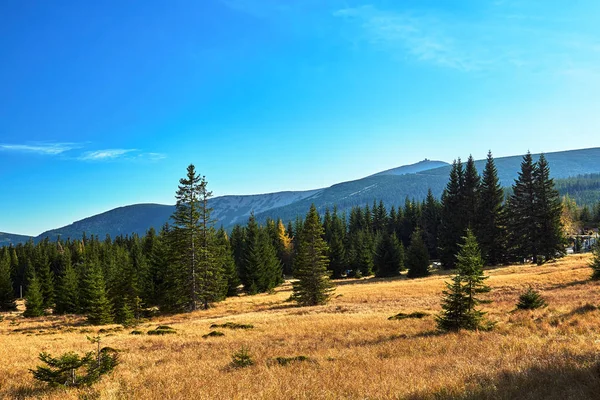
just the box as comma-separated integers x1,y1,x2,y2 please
3,148,600,245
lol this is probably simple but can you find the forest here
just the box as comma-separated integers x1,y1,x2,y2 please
0,151,597,324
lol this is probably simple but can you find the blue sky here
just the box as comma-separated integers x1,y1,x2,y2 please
1,0,600,236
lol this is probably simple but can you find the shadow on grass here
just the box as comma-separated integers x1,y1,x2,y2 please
8,385,54,400
547,279,590,291
407,353,600,400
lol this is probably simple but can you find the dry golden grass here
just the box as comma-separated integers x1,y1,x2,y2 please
2,254,600,399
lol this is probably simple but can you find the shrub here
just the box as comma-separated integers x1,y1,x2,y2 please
271,355,312,366
147,326,177,335
130,330,143,335
203,330,225,338
30,336,118,387
388,312,428,320
516,287,547,310
230,346,254,369
210,322,253,330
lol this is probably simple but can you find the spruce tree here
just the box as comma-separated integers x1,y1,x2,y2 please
462,155,480,228
216,227,240,297
23,272,45,318
292,205,334,306
406,229,430,278
241,214,282,294
439,160,466,269
170,164,203,310
475,151,506,265
82,261,113,325
533,154,565,261
0,249,17,311
54,253,80,314
436,230,491,331
507,152,538,263
328,208,347,279
421,189,441,259
374,232,404,277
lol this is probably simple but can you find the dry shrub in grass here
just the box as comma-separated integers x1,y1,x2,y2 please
516,287,548,310
388,312,428,320
147,326,176,335
202,330,225,338
210,322,253,329
230,346,254,369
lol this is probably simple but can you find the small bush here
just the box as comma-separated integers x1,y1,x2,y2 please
203,330,225,338
516,287,547,310
130,330,143,335
147,326,177,335
30,337,118,387
271,355,312,366
230,346,254,369
210,322,254,330
388,312,428,320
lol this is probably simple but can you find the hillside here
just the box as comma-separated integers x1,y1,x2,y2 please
3,147,600,244
368,159,449,177
1,254,599,399
0,232,34,246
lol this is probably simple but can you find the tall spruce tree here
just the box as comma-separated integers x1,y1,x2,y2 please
374,232,404,277
533,154,565,261
462,155,480,229
421,189,441,259
241,214,282,294
507,152,538,263
439,160,466,269
475,151,506,265
328,208,347,279
436,230,491,331
216,227,240,297
406,229,430,278
23,271,45,317
292,204,334,306
0,249,17,311
82,261,113,325
54,251,80,314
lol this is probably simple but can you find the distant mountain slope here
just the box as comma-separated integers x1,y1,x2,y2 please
4,147,598,245
256,147,600,223
35,189,321,241
369,159,449,177
0,232,34,246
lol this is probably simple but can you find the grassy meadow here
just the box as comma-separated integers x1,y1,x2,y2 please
1,254,599,399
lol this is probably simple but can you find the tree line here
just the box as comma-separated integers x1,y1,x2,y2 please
0,151,569,322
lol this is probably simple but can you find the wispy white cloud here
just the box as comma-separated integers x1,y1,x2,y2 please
332,3,600,75
0,142,80,155
78,149,167,162
78,149,137,161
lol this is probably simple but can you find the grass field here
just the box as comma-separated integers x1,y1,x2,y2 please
1,254,600,399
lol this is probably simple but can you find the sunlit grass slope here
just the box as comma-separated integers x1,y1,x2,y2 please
1,254,599,399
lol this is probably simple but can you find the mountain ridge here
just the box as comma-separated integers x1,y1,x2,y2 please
3,147,600,244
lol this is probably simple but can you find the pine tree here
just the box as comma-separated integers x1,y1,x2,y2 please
507,152,538,263
475,151,506,265
241,214,282,294
462,155,480,228
533,154,565,261
23,271,45,317
82,261,113,325
436,230,491,331
406,229,430,278
0,249,17,311
439,160,466,269
374,232,404,277
421,189,441,259
292,204,334,306
216,227,240,297
516,287,547,310
328,208,347,279
54,252,80,314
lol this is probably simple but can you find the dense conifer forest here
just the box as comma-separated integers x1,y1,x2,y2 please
0,151,596,322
